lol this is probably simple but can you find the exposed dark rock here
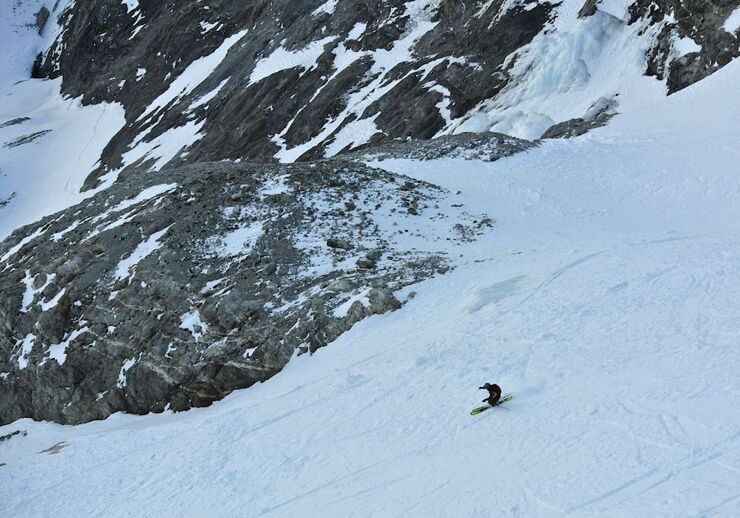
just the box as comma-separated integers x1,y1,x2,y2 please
343,132,535,161
14,0,734,187
541,97,618,139
578,0,599,18
0,160,493,425
38,442,68,455
35,7,50,34
631,0,740,93
327,238,353,250
0,118,31,129
356,258,377,270
365,249,383,262
3,130,52,148
2,0,737,429
0,193,16,209
30,0,553,183
0,429,26,442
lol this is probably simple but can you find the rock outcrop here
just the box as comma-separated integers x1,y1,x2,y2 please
0,159,494,424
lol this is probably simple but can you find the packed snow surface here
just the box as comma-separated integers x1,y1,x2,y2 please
2,47,740,518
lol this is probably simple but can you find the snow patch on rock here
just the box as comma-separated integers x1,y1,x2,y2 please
114,226,172,280
179,309,208,342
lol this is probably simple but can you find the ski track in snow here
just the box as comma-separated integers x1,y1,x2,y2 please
2,24,740,518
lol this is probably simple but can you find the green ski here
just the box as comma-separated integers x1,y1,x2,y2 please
470,394,512,415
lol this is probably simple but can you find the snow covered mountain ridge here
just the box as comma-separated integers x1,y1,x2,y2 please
1,41,739,518
1,0,739,237
33,0,739,168
0,0,738,426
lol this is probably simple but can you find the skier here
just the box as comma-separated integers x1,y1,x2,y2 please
479,383,502,407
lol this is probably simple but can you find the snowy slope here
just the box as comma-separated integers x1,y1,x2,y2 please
0,2,126,240
0,80,126,240
0,0,52,92
2,49,740,518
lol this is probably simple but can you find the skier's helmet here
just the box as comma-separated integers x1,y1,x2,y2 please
483,382,492,389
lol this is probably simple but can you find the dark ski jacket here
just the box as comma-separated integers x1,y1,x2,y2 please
480,383,501,406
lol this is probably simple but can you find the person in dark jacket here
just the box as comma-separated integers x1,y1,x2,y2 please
479,383,502,407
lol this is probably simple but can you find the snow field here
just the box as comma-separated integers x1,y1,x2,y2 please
1,50,739,518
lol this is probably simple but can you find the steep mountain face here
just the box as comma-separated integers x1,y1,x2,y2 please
631,0,739,91
0,0,738,424
32,0,739,185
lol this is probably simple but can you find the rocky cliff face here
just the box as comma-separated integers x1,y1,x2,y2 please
1,0,738,424
629,0,739,92
31,0,739,186
0,140,521,424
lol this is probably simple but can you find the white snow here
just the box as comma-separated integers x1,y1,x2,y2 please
0,3,126,239
135,67,146,81
312,0,339,16
39,288,66,312
0,226,47,265
188,78,229,111
20,271,36,312
0,78,126,240
249,37,337,84
723,7,740,34
332,288,371,318
113,226,172,280
323,114,381,156
138,30,247,121
200,277,226,294
1,55,739,517
595,0,633,21
19,271,57,312
673,33,701,56
117,357,137,389
15,334,36,369
85,184,177,240
205,222,263,258
51,219,83,242
347,22,367,40
130,23,146,40
164,343,177,359
121,0,139,13
200,21,220,34
451,7,659,140
259,175,291,198
427,82,454,132
121,119,205,171
92,184,178,225
273,0,448,161
44,327,89,366
0,0,70,92
179,309,208,342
